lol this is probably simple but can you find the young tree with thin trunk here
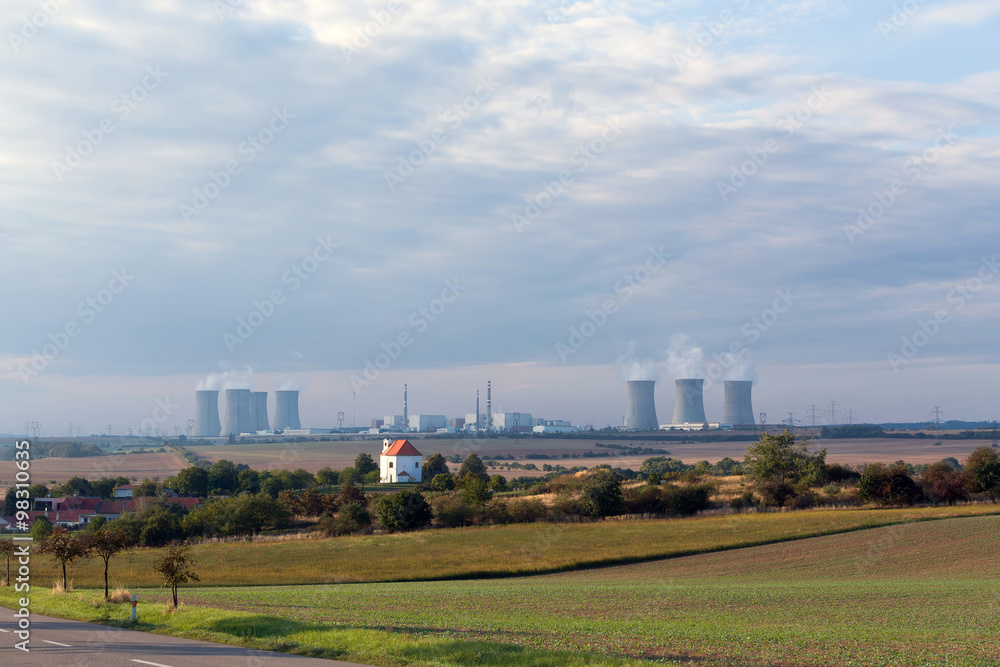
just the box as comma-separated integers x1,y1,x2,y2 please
88,526,134,600
153,542,199,609
38,527,91,591
0,540,14,585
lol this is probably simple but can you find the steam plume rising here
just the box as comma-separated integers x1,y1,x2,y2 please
665,334,704,379
617,342,660,382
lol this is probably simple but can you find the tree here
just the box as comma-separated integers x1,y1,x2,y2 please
39,527,91,591
235,469,261,495
423,453,450,480
920,462,968,504
459,477,491,505
134,480,159,497
30,516,54,541
457,454,489,484
153,542,199,609
488,475,508,492
93,477,129,500
354,453,378,476
172,467,209,496
316,467,339,486
139,508,183,547
339,466,359,487
580,469,624,518
363,470,380,486
430,473,455,491
373,490,432,532
743,431,827,506
858,463,919,505
965,446,1000,498
51,476,94,497
2,487,16,516
208,459,239,494
88,526,134,600
0,539,14,585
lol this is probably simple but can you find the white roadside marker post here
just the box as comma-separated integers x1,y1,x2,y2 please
132,594,138,623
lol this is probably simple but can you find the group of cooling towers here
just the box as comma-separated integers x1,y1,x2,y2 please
625,379,756,430
191,388,301,437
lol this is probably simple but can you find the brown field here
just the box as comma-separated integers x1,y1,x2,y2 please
0,450,188,487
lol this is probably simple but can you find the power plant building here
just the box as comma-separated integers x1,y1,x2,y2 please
249,391,269,432
221,388,253,436
491,412,533,433
625,380,658,430
274,390,301,431
722,380,755,426
672,379,707,425
192,390,221,437
408,414,447,432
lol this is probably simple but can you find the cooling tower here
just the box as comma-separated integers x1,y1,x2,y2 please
625,381,659,430
249,391,269,431
722,381,755,426
274,390,301,430
221,388,252,436
672,379,707,424
193,390,221,437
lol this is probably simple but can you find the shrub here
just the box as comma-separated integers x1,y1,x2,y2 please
744,430,827,491
756,479,796,507
825,463,860,483
506,498,548,524
459,477,492,505
579,469,625,518
857,463,919,505
430,474,455,492
789,490,818,509
480,498,512,525
549,495,587,520
487,475,508,492
316,501,371,536
374,490,432,532
662,484,712,515
919,462,968,504
965,446,1000,498
431,494,478,528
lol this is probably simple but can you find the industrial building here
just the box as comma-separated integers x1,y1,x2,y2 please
722,380,755,426
533,419,579,433
491,412,534,433
408,414,447,432
625,380,658,430
193,390,221,437
274,390,301,431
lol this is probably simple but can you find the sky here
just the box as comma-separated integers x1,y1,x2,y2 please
1,0,999,435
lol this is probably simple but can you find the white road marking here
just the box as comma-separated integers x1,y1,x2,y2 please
131,660,174,667
43,639,72,647
0,628,10,633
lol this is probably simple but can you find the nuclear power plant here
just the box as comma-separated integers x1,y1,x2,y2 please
625,380,659,430
249,391,269,432
274,390,301,430
221,388,252,437
673,379,707,424
193,390,221,437
722,380,755,426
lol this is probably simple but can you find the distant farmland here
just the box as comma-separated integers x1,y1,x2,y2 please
0,450,187,486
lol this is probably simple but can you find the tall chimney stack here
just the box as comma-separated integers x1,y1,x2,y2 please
487,381,492,431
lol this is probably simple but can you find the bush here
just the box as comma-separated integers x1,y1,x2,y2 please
506,498,548,523
487,475,508,492
316,501,371,537
857,463,919,506
789,490,818,509
459,477,491,506
825,463,860,483
662,484,712,515
579,469,624,518
919,462,968,504
756,479,796,507
430,473,455,492
373,490,432,532
431,494,479,528
965,446,1000,498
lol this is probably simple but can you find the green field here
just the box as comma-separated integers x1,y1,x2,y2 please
9,505,999,588
4,514,997,666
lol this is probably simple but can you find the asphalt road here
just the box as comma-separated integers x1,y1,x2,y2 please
0,612,373,666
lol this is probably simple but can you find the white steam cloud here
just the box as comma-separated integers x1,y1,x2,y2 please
275,377,301,391
664,334,705,379
617,342,660,382
196,367,254,391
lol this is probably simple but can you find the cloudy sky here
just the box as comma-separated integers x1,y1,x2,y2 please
1,0,998,435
